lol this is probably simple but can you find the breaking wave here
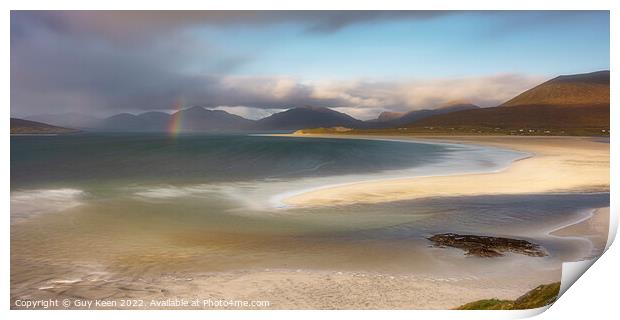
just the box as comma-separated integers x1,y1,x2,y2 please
11,188,85,223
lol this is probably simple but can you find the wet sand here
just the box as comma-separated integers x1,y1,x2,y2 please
12,203,609,310
282,135,609,207
550,207,610,259
11,267,561,310
11,199,576,310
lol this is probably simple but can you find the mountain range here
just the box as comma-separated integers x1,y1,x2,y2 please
255,105,365,130
11,70,610,135
370,103,480,126
409,70,609,133
15,103,482,133
19,105,373,133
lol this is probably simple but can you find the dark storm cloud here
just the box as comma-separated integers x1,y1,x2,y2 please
10,10,542,118
10,23,345,115
11,11,450,44
11,10,451,116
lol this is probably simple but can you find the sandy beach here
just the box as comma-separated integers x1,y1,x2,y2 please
282,135,609,208
550,207,610,259
11,267,561,310
13,203,609,309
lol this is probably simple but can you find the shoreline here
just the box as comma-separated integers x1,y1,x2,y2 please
548,207,610,260
277,134,609,208
264,134,531,208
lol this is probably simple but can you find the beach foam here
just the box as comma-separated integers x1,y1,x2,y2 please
11,188,85,223
132,182,274,212
133,183,252,200
134,186,197,199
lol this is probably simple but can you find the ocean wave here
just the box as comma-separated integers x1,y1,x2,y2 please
10,188,85,223
268,138,530,208
132,182,286,212
132,183,244,199
130,138,529,212
134,187,197,199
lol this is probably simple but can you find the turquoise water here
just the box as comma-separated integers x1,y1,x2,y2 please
10,133,524,211
11,133,452,189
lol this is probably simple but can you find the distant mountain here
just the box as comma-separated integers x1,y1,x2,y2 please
393,103,480,126
16,70,609,135
136,111,172,131
256,106,366,130
25,113,101,130
99,113,165,132
406,71,610,132
369,111,404,122
99,106,368,132
501,70,609,107
410,105,609,130
98,107,255,132
11,118,78,134
368,103,480,127
175,106,255,132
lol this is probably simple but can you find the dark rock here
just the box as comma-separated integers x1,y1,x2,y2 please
427,233,547,258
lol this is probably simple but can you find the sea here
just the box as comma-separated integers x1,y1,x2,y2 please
10,133,609,303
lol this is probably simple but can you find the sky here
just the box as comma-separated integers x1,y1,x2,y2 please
10,11,610,120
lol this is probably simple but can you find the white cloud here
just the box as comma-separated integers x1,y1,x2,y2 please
203,73,544,120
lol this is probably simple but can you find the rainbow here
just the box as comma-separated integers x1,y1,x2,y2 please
168,99,184,137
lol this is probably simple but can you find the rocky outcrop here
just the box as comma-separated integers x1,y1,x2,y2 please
427,233,547,258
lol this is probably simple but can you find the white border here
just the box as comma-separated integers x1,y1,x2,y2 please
2,1,616,319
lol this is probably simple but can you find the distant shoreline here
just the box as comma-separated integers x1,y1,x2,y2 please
277,134,609,207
